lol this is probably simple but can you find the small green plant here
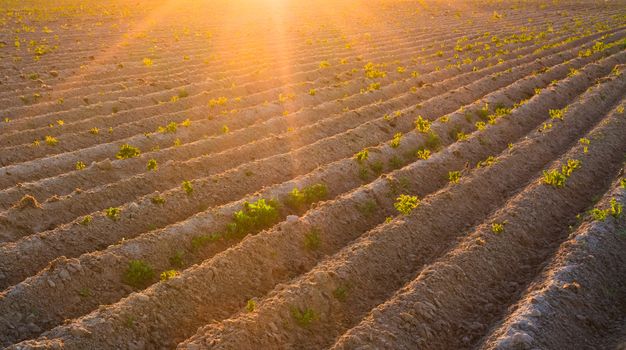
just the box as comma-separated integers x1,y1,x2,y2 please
416,148,431,160
394,194,419,215
448,171,461,184
151,195,165,205
225,199,280,238
455,131,468,142
491,222,505,234
116,144,141,159
589,208,608,221
355,148,369,163
304,228,321,250
246,299,256,312
182,180,193,195
610,198,623,218
389,133,403,148
579,138,590,153
44,135,58,146
80,215,93,226
158,121,178,133
415,115,431,133
105,207,121,221
75,161,86,170
78,287,92,298
160,269,179,281
284,183,328,211
549,108,565,120
543,159,581,188
147,159,158,171
123,260,155,288
477,156,497,168
89,127,99,135
291,307,317,327
621,178,626,189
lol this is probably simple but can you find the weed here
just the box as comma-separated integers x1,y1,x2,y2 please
285,183,328,211
182,180,193,195
147,159,157,171
477,156,497,168
579,138,590,153
291,307,317,327
389,156,403,169
226,199,280,238
414,115,431,133
44,135,58,146
78,287,92,298
394,194,419,215
416,149,431,160
304,228,321,250
116,144,140,159
151,195,165,205
448,171,461,184
610,198,623,218
80,215,93,226
160,270,179,281
246,299,256,312
389,133,403,148
549,108,566,120
491,222,505,234
621,178,626,189
355,148,369,163
123,260,155,288
589,208,608,221
104,207,121,221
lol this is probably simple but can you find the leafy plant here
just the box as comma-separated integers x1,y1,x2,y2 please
151,195,165,205
105,207,121,221
75,161,86,170
44,135,58,146
549,108,566,120
291,307,317,327
355,149,369,163
621,178,626,189
415,115,431,133
579,138,590,153
123,260,155,288
80,215,93,226
285,183,328,211
610,198,623,218
589,208,608,221
448,171,461,184
389,133,403,148
543,159,581,188
159,269,179,281
394,194,419,215
147,159,157,171
477,156,497,168
226,199,280,238
182,180,193,195
246,299,256,312
416,148,431,160
116,144,140,159
491,222,505,234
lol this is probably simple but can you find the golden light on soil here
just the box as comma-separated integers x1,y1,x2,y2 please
0,1,625,349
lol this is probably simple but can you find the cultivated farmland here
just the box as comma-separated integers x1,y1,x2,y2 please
1,0,626,349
